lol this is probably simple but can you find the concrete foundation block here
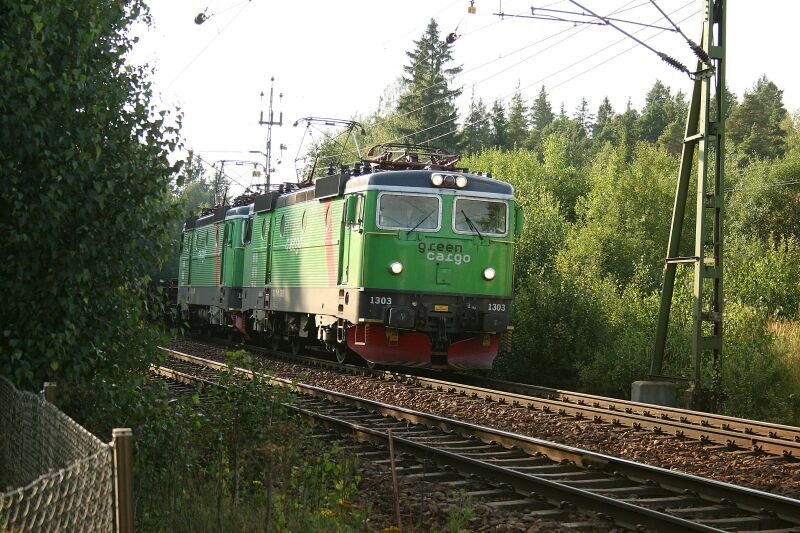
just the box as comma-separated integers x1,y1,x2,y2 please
631,381,677,407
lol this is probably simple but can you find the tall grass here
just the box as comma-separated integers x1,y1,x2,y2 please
132,350,368,531
767,319,800,423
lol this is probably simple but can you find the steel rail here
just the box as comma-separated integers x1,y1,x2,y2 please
169,340,800,457
402,371,800,458
157,347,800,531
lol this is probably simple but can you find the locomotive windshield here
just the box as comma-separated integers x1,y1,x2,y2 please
453,198,507,236
377,193,440,232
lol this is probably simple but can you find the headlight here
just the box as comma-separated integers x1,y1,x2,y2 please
455,175,468,188
431,174,444,186
483,267,496,280
389,262,403,275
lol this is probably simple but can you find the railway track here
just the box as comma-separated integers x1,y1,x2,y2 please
184,336,800,460
401,370,800,460
156,347,800,532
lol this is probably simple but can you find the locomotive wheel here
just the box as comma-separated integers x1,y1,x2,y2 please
334,344,349,365
289,337,304,356
268,335,281,353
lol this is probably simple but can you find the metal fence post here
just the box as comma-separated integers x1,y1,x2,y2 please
112,428,134,533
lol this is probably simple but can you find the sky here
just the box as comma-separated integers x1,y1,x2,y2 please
130,1,800,193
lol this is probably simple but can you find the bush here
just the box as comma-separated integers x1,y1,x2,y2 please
72,350,367,531
495,271,608,388
721,304,797,422
726,236,800,318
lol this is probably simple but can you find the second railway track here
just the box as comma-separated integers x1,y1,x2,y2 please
178,336,800,460
156,347,800,532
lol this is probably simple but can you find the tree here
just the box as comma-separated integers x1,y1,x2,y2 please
0,1,181,389
574,97,594,138
396,19,463,152
526,87,556,155
592,97,616,149
161,151,215,279
530,85,555,131
727,155,800,245
173,150,206,192
728,75,789,160
489,99,508,149
506,86,529,148
638,80,686,144
461,90,492,154
560,142,680,289
599,98,640,159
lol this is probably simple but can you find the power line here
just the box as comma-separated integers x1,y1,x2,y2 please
193,154,249,192
496,3,673,31
313,0,696,164
415,2,697,145
648,0,710,64
379,0,649,140
167,0,252,88
548,7,698,91
567,0,698,77
362,1,695,153
725,178,800,193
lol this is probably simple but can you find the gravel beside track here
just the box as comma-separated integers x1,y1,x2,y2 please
168,338,800,501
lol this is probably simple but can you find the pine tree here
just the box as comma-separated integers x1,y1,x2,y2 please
530,85,555,130
174,150,208,193
656,90,688,155
637,80,676,143
490,99,508,149
461,90,492,154
506,85,529,148
396,19,463,152
593,97,615,148
728,75,788,160
574,97,594,138
600,98,640,159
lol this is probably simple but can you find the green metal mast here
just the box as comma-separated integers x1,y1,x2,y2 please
651,0,726,407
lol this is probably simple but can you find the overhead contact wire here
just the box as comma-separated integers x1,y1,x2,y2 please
648,0,710,64
568,0,692,77
417,3,698,146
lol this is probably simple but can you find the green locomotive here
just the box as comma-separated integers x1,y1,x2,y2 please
178,144,522,370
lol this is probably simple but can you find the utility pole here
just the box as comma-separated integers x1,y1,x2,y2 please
650,0,726,410
490,0,729,409
258,77,283,191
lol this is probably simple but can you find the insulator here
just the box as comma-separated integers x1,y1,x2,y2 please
657,52,689,74
689,40,711,64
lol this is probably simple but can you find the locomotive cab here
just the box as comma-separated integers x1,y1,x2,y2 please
339,169,519,369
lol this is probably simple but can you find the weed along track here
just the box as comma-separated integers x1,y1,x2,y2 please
157,347,800,531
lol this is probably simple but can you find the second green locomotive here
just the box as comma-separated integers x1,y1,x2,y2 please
178,144,522,369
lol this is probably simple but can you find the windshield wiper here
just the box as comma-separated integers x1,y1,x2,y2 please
461,210,484,240
407,212,433,235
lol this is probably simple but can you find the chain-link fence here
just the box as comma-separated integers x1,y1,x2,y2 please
0,377,118,532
